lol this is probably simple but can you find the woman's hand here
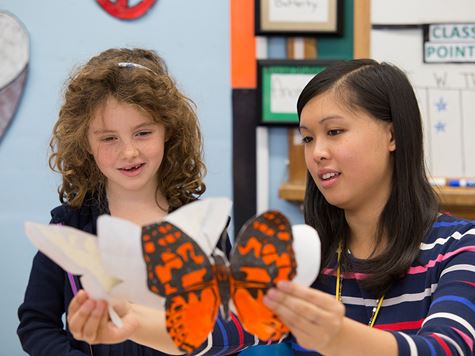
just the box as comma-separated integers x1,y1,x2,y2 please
264,281,345,354
67,290,139,344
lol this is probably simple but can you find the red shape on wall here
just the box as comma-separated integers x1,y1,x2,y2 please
96,0,157,20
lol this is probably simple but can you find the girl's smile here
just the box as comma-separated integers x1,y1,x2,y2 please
118,162,146,177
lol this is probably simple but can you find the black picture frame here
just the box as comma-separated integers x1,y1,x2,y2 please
255,0,343,37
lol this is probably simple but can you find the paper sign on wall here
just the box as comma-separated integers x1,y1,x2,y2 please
424,24,475,63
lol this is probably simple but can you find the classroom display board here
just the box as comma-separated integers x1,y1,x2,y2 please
372,28,475,178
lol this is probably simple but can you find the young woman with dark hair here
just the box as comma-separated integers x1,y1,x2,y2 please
264,59,475,355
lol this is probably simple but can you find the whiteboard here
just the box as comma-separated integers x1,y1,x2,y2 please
371,28,475,177
372,0,475,25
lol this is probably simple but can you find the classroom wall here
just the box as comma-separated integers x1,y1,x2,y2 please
0,1,231,354
0,1,354,354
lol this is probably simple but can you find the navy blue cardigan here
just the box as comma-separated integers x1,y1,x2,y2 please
17,197,171,356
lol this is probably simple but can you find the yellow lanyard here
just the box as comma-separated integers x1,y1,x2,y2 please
335,242,384,327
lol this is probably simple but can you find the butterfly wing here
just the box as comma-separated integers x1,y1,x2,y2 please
96,197,231,310
97,215,164,309
230,211,296,341
164,197,232,256
24,222,120,300
291,224,320,287
141,221,220,353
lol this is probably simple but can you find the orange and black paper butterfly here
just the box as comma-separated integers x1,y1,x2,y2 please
141,211,297,353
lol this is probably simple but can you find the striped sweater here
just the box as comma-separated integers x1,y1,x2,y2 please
194,214,475,355
292,214,475,355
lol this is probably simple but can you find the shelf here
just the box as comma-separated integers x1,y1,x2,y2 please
434,186,475,207
279,183,475,220
278,181,306,202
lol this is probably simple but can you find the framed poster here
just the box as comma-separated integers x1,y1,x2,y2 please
255,0,343,36
257,59,336,126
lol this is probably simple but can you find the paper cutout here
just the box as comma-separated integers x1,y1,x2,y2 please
25,222,125,326
25,223,121,297
141,210,320,353
96,0,157,20
97,198,233,310
0,12,29,142
24,198,320,353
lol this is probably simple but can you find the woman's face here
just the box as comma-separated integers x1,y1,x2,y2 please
299,91,396,214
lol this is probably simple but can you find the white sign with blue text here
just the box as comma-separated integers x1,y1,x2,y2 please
424,24,475,63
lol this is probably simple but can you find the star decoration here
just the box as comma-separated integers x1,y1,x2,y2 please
435,97,447,112
434,121,446,133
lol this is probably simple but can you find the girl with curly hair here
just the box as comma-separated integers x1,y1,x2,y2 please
18,48,209,355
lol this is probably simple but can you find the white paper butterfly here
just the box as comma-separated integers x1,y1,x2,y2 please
24,198,320,326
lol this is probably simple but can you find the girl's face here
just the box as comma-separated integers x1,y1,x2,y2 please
88,97,166,196
299,91,396,214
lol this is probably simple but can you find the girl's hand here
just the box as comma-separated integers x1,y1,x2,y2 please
264,281,345,354
67,290,139,344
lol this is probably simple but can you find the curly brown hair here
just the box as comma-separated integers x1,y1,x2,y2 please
49,48,206,211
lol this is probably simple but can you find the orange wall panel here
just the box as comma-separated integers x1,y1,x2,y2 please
230,0,256,88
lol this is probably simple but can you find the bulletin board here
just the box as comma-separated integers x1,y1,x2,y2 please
371,27,475,178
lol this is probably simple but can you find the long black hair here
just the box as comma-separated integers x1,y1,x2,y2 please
297,59,438,295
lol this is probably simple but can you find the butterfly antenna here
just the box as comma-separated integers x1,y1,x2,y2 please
219,222,228,255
